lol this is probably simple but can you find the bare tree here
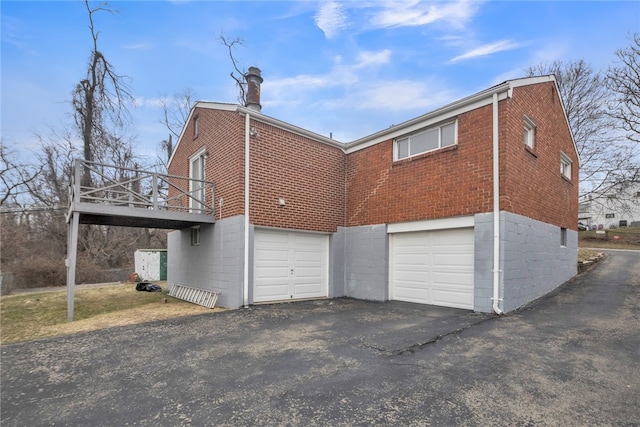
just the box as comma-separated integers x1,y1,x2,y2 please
157,87,197,169
219,35,248,105
0,142,42,208
525,60,638,199
159,87,196,140
72,0,134,185
607,33,640,146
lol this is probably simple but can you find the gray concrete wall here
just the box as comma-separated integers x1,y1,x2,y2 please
167,215,245,309
341,224,388,301
474,212,578,313
329,231,346,298
473,213,496,313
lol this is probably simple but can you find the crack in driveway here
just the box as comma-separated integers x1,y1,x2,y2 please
361,315,497,356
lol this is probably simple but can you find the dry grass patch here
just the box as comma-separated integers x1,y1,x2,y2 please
0,283,221,344
578,248,602,263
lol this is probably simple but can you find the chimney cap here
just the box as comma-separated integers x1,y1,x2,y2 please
246,66,263,83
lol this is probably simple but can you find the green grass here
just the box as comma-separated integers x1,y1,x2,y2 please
0,283,216,344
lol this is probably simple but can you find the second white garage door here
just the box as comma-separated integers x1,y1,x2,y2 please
253,229,328,303
390,227,474,310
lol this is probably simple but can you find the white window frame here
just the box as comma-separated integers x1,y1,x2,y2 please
189,148,206,213
560,152,572,180
193,115,199,137
524,115,536,149
394,120,457,161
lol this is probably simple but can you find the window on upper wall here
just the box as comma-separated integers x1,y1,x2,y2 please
193,115,199,138
189,148,206,213
523,115,536,150
395,121,457,160
560,152,572,180
560,227,567,247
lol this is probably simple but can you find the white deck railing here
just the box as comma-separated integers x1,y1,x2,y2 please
67,159,215,221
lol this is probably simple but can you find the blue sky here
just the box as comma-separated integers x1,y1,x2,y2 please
2,1,639,165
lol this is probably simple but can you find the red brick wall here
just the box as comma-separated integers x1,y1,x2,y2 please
249,120,345,232
500,83,579,230
170,81,577,232
345,83,578,230
345,107,495,226
168,108,245,218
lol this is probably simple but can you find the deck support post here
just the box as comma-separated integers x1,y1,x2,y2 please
66,211,80,322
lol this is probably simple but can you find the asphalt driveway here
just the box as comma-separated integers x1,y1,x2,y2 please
2,250,639,426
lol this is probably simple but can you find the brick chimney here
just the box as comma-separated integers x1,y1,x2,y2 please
245,66,263,112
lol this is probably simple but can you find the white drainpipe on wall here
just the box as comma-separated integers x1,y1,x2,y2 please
243,112,250,308
492,93,504,315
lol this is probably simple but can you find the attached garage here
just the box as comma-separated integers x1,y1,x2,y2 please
390,227,474,310
253,229,328,303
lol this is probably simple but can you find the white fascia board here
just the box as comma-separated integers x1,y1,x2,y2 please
345,83,511,154
236,106,346,150
387,215,475,234
506,74,556,91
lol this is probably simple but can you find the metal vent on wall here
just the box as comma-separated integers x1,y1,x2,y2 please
169,284,219,309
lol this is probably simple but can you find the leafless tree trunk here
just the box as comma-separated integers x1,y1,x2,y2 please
220,35,249,106
72,0,134,186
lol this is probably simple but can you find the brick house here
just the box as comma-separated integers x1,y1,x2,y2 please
167,71,579,314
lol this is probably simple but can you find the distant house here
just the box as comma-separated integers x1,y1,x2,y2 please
579,184,640,229
166,71,579,314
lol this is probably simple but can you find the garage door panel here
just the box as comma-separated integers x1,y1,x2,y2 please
294,250,323,263
432,290,473,309
394,285,429,302
432,271,473,286
254,230,328,303
391,228,474,310
255,283,290,299
294,266,323,278
256,249,289,263
255,266,290,279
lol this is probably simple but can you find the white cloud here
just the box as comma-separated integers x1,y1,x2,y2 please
448,40,523,63
354,49,392,69
315,1,348,39
370,0,481,29
349,79,455,111
263,48,393,107
123,42,154,50
134,97,166,108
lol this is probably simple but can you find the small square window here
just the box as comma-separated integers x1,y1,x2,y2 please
191,226,201,246
524,115,536,149
560,227,567,247
560,152,572,180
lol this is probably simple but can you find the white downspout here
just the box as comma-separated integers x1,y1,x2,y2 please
492,93,503,315
243,112,250,308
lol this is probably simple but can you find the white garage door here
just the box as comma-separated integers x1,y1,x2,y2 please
390,228,474,310
253,230,328,303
